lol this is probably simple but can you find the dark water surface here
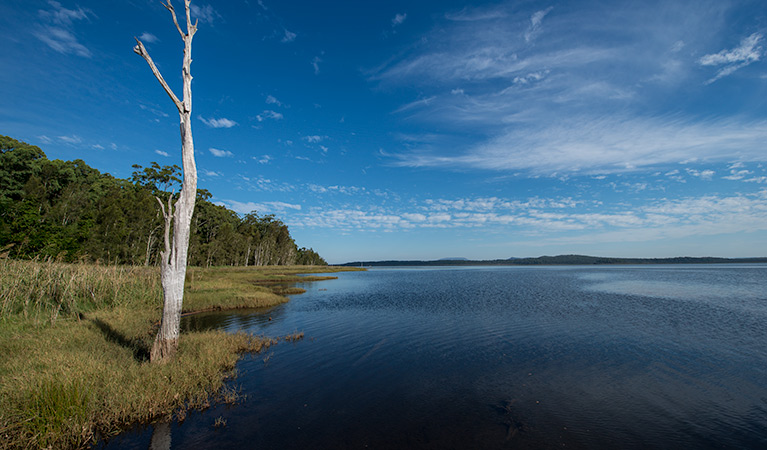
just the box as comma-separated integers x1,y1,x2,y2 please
105,265,767,449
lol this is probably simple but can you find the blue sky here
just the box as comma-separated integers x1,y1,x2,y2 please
1,0,766,263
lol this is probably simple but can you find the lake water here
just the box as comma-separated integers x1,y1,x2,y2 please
105,265,767,449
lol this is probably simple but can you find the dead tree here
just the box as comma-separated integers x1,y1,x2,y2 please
134,0,198,363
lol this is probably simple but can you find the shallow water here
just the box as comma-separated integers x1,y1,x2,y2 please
104,265,767,449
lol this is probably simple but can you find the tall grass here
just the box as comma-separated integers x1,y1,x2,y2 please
0,258,160,324
0,259,361,449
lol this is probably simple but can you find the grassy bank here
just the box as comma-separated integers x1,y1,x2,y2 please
0,259,361,449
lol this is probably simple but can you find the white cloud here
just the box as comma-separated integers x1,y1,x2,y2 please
303,135,325,143
312,56,322,75
255,110,283,122
155,150,170,157
285,191,767,245
445,6,507,22
58,135,81,144
686,168,715,180
36,1,92,57
265,95,282,106
209,147,234,157
254,155,272,164
237,175,296,193
190,4,221,24
281,29,296,43
387,116,767,175
36,26,91,57
40,1,90,26
203,169,222,177
140,104,169,118
224,200,302,215
199,116,238,128
370,2,767,179
723,169,751,180
138,32,158,43
524,7,553,43
699,33,763,83
308,184,366,195
392,13,407,27
512,70,548,85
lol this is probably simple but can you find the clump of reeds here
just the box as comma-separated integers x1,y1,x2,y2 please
0,258,160,325
284,331,305,343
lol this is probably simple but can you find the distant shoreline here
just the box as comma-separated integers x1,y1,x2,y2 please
338,254,767,267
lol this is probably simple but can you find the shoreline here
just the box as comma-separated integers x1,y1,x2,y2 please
0,260,363,450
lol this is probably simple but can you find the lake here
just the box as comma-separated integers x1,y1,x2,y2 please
105,265,767,449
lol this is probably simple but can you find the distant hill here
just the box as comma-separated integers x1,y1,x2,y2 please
339,254,767,267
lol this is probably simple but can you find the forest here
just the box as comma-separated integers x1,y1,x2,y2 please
0,135,326,266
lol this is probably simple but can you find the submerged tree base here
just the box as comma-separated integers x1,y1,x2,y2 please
0,260,362,450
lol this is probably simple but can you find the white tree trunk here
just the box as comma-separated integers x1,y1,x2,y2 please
135,0,198,363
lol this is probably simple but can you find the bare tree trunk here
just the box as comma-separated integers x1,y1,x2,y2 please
135,0,198,363
145,224,161,266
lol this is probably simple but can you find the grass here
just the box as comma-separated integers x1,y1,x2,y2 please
0,259,362,449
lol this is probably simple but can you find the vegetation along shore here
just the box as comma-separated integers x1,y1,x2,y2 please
0,135,356,448
0,257,361,449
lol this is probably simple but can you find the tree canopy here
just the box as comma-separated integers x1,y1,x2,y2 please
0,135,326,266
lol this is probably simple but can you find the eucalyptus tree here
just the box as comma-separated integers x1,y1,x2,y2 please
134,0,198,363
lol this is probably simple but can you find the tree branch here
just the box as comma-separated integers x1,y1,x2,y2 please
163,0,185,39
134,38,184,113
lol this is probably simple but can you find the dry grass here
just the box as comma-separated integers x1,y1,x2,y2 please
0,260,362,449
0,258,160,325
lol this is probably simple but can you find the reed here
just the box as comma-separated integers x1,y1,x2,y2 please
0,258,160,325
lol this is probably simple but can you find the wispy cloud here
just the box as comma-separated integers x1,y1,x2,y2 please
392,13,407,27
281,29,296,43
58,135,82,144
445,6,508,22
370,1,766,176
39,1,90,26
265,95,282,106
253,155,272,164
203,169,222,177
524,7,553,43
255,110,283,121
209,147,233,157
686,168,715,180
303,135,325,143
237,175,296,193
312,56,322,75
155,150,170,157
199,116,238,128
224,200,302,215
699,33,763,83
140,104,169,118
285,191,767,241
387,116,767,175
190,4,221,24
138,32,158,43
308,184,366,195
35,1,93,57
